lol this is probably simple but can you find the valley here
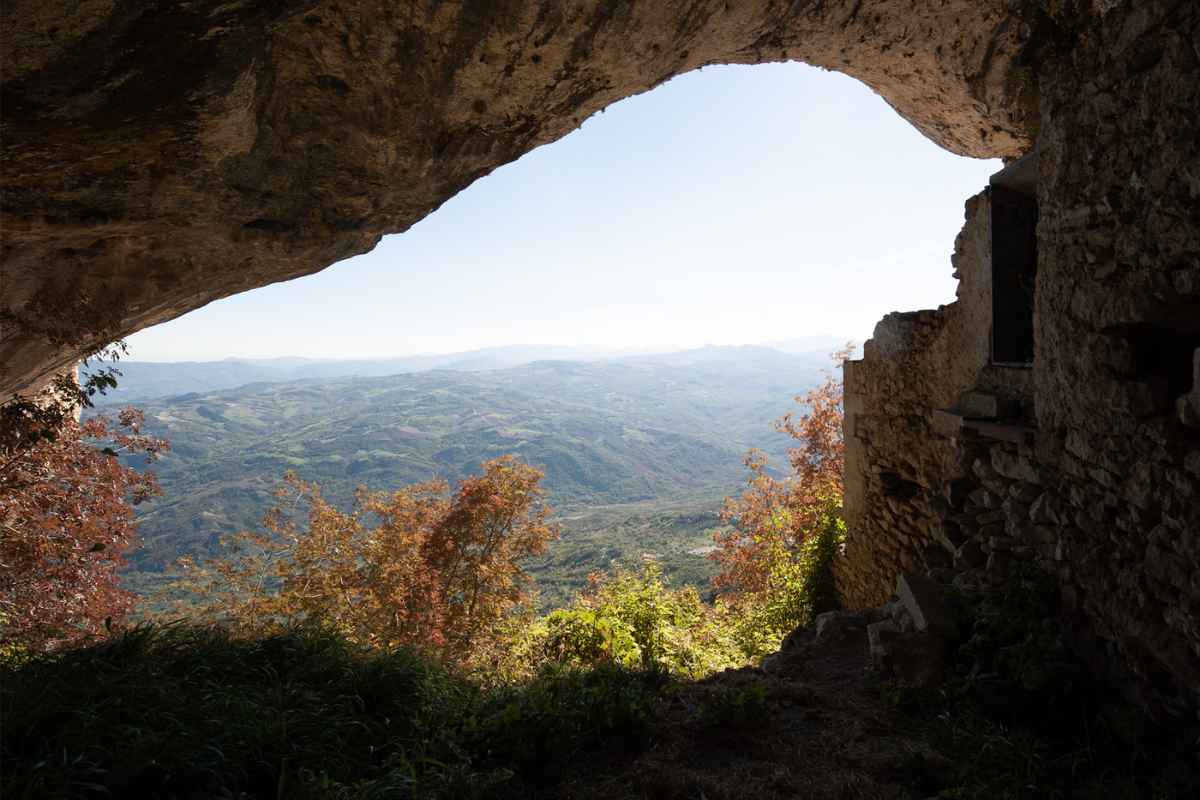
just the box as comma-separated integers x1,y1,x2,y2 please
100,346,831,603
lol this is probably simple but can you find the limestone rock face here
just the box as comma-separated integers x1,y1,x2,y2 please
0,0,1040,397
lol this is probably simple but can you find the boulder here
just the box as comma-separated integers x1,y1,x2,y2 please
895,573,960,638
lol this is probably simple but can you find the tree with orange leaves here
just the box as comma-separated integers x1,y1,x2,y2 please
0,403,166,654
172,455,559,664
710,347,851,652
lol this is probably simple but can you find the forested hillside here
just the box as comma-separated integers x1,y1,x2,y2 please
104,348,828,601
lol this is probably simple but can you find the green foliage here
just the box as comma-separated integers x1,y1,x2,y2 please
520,561,744,679
881,566,1200,800
1,623,667,800
466,663,660,785
0,340,127,452
522,499,725,611
2,624,456,799
725,507,846,660
950,567,1081,722
696,681,770,733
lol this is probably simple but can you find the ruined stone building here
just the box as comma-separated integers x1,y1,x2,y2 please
2,1,1197,716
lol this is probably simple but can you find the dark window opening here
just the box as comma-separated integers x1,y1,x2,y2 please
1109,319,1200,416
990,151,1039,366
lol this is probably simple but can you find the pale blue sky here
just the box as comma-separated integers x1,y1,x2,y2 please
128,62,1000,361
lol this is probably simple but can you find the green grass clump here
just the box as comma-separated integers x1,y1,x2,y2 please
1,623,665,800
467,663,661,785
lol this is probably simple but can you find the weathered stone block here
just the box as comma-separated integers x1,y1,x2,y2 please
931,408,964,438
943,479,971,509
1067,484,1091,508
1163,468,1195,500
924,545,953,569
992,449,1040,483
1122,381,1167,418
1006,519,1034,540
989,535,1013,552
868,624,947,688
814,610,871,644
1029,493,1063,525
968,488,996,509
1031,526,1058,546
986,550,1012,573
979,523,1006,539
1002,496,1030,524
934,519,966,555
1176,390,1200,429
956,539,986,568
960,391,1020,420
927,495,951,516
895,573,958,636
972,458,999,482
1009,482,1042,504
867,620,901,667
1065,431,1099,462
1088,467,1117,490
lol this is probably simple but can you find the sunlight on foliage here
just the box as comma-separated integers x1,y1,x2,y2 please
511,560,743,679
722,506,846,659
709,346,851,656
164,456,559,665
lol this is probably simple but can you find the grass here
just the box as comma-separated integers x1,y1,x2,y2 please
1,624,662,800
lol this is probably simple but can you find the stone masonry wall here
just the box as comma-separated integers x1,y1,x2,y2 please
840,191,1033,605
1032,0,1200,718
838,0,1200,719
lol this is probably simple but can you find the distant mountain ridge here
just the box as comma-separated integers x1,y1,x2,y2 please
88,340,849,403
88,345,614,402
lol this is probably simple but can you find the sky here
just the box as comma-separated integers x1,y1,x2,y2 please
127,62,1001,362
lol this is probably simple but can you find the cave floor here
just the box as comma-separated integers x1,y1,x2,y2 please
561,615,944,800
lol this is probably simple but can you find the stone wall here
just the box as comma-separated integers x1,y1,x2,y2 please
838,0,1200,719
840,191,1035,605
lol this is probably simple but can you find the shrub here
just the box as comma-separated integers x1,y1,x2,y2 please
0,624,470,798
467,663,660,785
722,505,846,659
166,456,558,665
711,348,851,658
528,560,743,679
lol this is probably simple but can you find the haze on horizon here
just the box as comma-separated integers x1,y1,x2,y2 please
120,337,852,366
127,62,1001,363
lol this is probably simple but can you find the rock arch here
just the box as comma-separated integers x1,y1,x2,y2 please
1,0,1038,397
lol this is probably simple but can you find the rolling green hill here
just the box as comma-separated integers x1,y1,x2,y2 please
102,348,828,602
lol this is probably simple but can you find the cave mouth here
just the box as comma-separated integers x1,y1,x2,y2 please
71,62,1006,595
120,63,1000,367
0,0,1038,400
